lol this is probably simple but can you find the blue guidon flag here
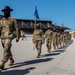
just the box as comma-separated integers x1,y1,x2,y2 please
34,6,40,21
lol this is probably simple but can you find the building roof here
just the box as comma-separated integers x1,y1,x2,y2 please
0,15,71,30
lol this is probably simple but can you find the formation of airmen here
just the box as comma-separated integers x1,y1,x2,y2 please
32,23,71,58
0,6,71,71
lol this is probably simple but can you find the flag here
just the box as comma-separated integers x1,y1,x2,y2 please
34,6,40,21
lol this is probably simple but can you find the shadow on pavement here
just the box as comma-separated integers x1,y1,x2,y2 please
0,67,35,75
58,40,73,50
1,40,73,73
41,52,61,57
52,49,65,53
42,40,73,57
6,58,53,70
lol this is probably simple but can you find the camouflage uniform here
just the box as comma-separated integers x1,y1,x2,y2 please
32,26,44,58
59,32,63,47
56,30,62,48
56,32,59,48
45,29,52,53
0,16,20,62
63,33,66,45
52,31,57,50
66,33,71,44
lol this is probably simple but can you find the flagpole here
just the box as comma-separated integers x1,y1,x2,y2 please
34,5,40,30
33,2,37,50
34,0,37,29
34,6,37,30
34,15,37,30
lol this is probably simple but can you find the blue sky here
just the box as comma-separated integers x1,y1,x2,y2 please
0,0,75,31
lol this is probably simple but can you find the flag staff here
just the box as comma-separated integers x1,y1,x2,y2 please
34,5,40,29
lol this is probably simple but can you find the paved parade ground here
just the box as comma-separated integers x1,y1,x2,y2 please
0,36,75,75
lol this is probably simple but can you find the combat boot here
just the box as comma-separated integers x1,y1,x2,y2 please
8,58,14,66
36,53,40,58
0,60,5,70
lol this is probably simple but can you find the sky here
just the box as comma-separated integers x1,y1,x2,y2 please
0,0,75,31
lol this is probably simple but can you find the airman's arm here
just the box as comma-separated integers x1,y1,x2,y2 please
42,30,45,44
14,19,20,42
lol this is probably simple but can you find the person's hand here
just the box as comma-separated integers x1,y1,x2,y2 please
16,39,19,42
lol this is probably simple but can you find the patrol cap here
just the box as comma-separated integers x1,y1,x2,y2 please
2,6,13,12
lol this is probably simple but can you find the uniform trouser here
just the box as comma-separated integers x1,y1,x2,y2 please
56,38,59,48
59,39,62,47
35,40,42,54
46,39,52,50
53,38,56,49
1,38,12,62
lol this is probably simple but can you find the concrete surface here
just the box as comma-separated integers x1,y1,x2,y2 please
0,36,75,75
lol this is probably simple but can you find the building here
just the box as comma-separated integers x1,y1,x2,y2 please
17,19,52,34
0,15,70,35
